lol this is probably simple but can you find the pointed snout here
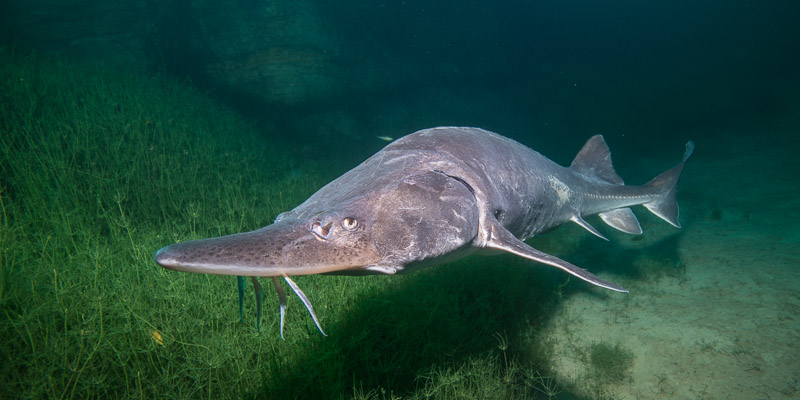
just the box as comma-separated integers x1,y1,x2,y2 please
155,218,381,277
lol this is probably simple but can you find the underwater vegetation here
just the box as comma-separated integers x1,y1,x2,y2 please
0,46,309,398
587,342,634,384
0,48,588,399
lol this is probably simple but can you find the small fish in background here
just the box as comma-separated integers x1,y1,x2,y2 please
151,330,164,346
376,136,393,142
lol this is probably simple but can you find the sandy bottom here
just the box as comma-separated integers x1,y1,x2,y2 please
541,122,800,399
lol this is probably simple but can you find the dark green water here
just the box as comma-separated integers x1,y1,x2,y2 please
2,1,799,399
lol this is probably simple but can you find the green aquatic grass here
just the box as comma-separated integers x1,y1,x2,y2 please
0,47,567,399
588,342,634,384
566,341,634,400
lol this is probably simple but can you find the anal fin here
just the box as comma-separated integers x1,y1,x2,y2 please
598,208,642,235
485,222,627,292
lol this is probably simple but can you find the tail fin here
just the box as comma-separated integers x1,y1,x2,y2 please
643,141,695,227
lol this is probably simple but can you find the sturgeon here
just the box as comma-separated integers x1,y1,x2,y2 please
155,127,694,338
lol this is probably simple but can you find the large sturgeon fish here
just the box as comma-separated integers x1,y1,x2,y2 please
155,127,694,338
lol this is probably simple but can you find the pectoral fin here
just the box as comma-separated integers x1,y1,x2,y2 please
485,222,628,292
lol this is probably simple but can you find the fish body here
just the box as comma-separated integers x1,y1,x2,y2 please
155,127,694,336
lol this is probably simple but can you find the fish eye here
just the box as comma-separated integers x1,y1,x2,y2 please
341,217,358,231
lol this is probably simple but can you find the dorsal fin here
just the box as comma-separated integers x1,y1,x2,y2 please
570,135,624,185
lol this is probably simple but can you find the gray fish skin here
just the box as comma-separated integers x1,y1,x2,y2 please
156,127,694,294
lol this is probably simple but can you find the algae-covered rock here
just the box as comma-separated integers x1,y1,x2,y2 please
2,0,360,106
154,0,350,105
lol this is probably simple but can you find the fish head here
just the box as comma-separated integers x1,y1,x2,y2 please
362,170,480,272
154,170,479,277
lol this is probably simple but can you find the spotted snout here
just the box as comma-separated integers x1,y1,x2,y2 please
155,216,381,277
